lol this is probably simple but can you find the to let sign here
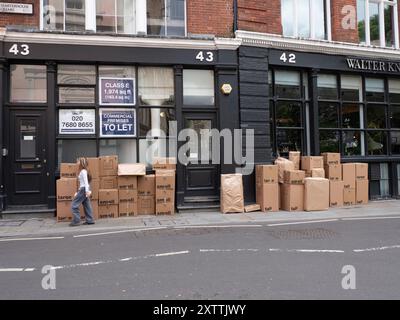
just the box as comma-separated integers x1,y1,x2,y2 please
100,109,136,137
99,77,135,106
0,3,33,14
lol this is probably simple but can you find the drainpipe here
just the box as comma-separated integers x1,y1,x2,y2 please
233,0,238,34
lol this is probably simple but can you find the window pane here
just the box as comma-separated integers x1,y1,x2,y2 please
99,139,137,163
185,119,212,162
391,131,400,155
367,105,386,128
342,103,361,128
20,120,37,159
117,0,136,34
367,131,387,155
389,79,400,103
343,130,362,156
276,101,302,127
391,106,400,128
10,65,47,103
183,70,215,105
314,0,326,39
281,0,295,37
366,78,385,102
319,102,339,128
341,75,362,101
275,70,301,99
99,65,136,78
59,87,95,104
380,163,390,196
384,4,394,47
320,130,340,153
276,129,302,156
139,138,172,166
57,140,97,166
138,67,174,105
166,0,185,36
139,108,175,136
58,65,96,85
43,0,64,30
318,74,337,100
147,0,165,36
297,0,310,38
65,0,85,31
369,2,380,46
357,0,366,43
96,0,116,32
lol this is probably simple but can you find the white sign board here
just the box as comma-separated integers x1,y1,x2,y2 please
0,3,33,14
59,109,96,135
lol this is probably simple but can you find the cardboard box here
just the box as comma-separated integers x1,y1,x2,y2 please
356,180,369,205
98,205,118,219
100,176,118,189
289,151,301,170
342,163,356,189
220,174,244,213
355,163,368,180
256,183,279,212
304,178,329,212
283,170,305,185
79,201,99,220
118,163,146,176
87,157,100,179
156,189,175,204
98,189,119,206
301,156,324,171
281,184,304,212
56,178,77,202
274,157,295,184
118,176,138,190
255,165,278,184
153,157,177,171
119,201,138,217
156,170,175,191
90,179,99,200
99,156,118,177
57,200,99,222
322,153,341,166
119,189,137,203
311,168,325,178
324,164,342,181
60,163,79,178
244,204,261,213
329,180,344,208
138,175,155,196
156,201,175,215
138,195,155,215
343,188,356,206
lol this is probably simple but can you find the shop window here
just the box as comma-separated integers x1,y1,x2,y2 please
389,79,400,103
343,131,362,156
390,106,400,128
370,162,391,198
139,138,172,166
342,103,362,128
357,0,399,48
275,70,301,99
281,0,329,40
10,65,47,103
319,102,339,128
317,74,337,100
367,131,387,155
96,0,136,34
276,102,302,127
57,139,97,166
397,164,400,195
58,65,96,85
366,105,387,128
138,67,174,106
59,87,95,104
341,75,362,101
42,0,86,31
391,131,400,154
99,139,137,163
183,70,215,106
98,66,136,79
139,108,175,137
320,130,340,153
147,0,186,36
366,78,385,102
276,129,303,154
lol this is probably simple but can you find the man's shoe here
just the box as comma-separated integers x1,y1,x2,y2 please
69,222,81,227
83,221,95,225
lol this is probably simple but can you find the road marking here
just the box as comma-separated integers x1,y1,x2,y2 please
267,219,338,227
200,249,233,252
155,251,189,257
353,245,400,253
174,224,263,229
341,216,400,221
119,257,133,262
268,248,344,253
0,268,35,272
73,227,167,238
23,268,35,272
0,236,64,242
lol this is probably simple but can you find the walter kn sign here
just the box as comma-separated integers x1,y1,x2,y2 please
346,58,400,73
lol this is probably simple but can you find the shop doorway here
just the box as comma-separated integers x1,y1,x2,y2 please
6,109,48,206
182,112,220,204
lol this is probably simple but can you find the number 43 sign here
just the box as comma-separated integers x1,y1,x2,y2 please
8,43,30,56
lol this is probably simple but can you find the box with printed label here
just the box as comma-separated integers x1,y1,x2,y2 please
356,180,369,205
98,189,119,206
57,178,77,202
153,157,177,171
87,157,100,179
322,153,341,166
289,151,301,170
119,201,138,217
283,170,305,185
156,170,175,191
256,183,279,212
138,175,155,196
156,201,175,215
98,205,118,219
329,180,344,208
100,176,118,189
60,163,79,178
256,165,278,184
79,201,99,220
311,168,325,178
99,156,118,177
304,178,329,211
118,176,138,190
281,184,304,212
90,179,99,200
355,163,368,180
118,163,146,176
342,163,356,189
343,188,356,206
119,189,137,203
324,164,342,181
138,195,155,215
301,156,323,171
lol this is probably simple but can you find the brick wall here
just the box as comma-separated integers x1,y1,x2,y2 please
187,0,233,37
237,0,282,34
0,0,39,28
331,0,359,43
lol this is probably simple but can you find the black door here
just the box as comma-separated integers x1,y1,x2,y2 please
7,110,48,206
182,112,220,202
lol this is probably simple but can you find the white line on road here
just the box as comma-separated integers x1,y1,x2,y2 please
267,219,339,227
154,251,189,257
73,227,167,238
341,216,400,221
353,245,400,253
268,248,344,253
174,224,263,229
0,268,35,272
0,236,64,242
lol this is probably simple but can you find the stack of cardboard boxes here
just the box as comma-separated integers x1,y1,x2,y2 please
322,153,344,208
118,163,145,217
342,162,369,206
281,169,305,212
153,157,176,215
56,163,79,222
98,156,119,219
138,174,155,215
255,165,279,212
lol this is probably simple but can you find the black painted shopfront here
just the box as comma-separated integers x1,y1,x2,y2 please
0,33,239,213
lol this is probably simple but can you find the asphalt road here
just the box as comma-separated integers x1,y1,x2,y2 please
1,218,400,299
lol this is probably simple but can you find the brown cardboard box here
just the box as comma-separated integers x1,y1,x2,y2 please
289,151,301,170
311,168,325,178
153,157,177,171
119,201,138,217
342,163,356,189
283,170,305,185
256,183,279,212
244,204,261,213
255,165,278,184
138,195,155,215
343,188,356,206
322,153,341,166
156,189,175,204
156,201,175,215
79,201,99,220
281,184,304,212
57,201,73,222
119,189,137,203
118,163,146,176
356,180,369,205
56,178,77,202
138,175,155,196
156,170,175,191
100,176,118,189
98,189,119,206
98,205,118,219
60,163,79,178
220,174,244,213
324,164,342,181
99,156,118,177
355,163,368,180
118,176,138,190
304,178,329,211
90,179,99,200
329,180,344,208
274,157,295,184
301,156,324,171
87,157,100,179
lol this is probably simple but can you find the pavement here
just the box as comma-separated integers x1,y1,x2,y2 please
0,200,399,238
